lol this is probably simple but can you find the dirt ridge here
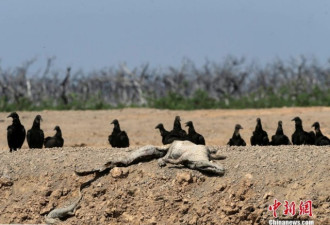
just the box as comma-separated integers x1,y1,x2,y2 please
0,145,329,224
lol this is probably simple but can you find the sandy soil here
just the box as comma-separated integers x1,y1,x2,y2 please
0,107,329,224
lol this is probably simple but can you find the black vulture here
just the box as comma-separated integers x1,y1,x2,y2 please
227,124,246,146
7,112,26,152
270,121,291,146
155,123,175,145
312,122,330,146
250,118,269,146
185,121,205,145
44,126,64,148
27,115,44,149
108,119,130,148
170,116,187,139
291,117,315,145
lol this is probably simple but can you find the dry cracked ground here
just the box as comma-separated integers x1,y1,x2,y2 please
0,107,329,224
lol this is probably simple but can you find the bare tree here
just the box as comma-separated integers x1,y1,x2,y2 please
1,56,330,109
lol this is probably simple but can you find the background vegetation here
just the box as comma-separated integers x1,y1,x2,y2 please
1,56,330,111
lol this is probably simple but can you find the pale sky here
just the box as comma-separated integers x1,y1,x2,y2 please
0,0,329,71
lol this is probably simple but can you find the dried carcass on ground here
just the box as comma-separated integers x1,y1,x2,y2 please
42,141,226,223
76,140,226,177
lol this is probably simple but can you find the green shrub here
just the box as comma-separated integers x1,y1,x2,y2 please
1,84,330,111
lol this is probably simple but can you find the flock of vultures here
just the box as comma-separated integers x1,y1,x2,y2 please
4,112,330,152
156,116,330,146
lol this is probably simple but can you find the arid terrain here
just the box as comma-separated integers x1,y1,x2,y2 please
0,107,329,224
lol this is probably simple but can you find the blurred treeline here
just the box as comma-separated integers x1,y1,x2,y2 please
0,56,330,111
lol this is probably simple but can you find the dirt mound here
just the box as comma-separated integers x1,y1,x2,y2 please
0,108,329,224
0,145,329,224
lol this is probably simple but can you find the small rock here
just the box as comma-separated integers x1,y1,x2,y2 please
245,173,253,180
198,176,206,183
121,212,134,222
219,213,226,219
244,180,253,188
111,167,123,178
222,206,239,215
39,198,49,206
122,168,129,176
111,167,129,178
62,188,70,196
176,172,193,184
148,216,157,225
52,189,62,199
